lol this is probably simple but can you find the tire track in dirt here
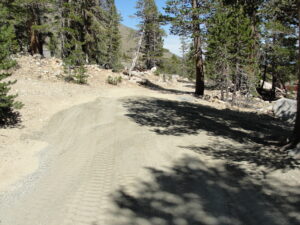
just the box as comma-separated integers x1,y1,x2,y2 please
0,97,169,225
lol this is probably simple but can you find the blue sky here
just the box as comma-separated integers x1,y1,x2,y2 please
115,0,182,56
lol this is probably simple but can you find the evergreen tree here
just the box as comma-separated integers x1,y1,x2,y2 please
0,2,22,125
59,0,120,65
260,0,297,99
136,0,164,69
59,0,88,83
206,2,254,103
82,0,109,65
10,0,54,55
205,2,232,100
164,0,211,96
180,36,189,77
106,0,122,70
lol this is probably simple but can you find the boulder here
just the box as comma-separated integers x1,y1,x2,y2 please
260,80,272,90
150,67,157,73
131,71,142,77
172,75,180,82
288,143,300,160
33,54,43,60
273,98,297,123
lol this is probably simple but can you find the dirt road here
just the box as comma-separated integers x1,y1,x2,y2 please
0,90,299,225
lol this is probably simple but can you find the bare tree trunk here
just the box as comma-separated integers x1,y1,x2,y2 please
225,66,229,101
221,77,225,101
129,28,145,77
220,62,226,101
192,0,205,96
293,0,300,144
232,63,240,106
259,51,268,92
271,72,277,100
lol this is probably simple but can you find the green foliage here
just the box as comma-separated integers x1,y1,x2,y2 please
106,75,122,85
206,4,253,78
159,55,181,75
10,0,56,55
164,0,211,37
112,64,124,73
261,1,298,84
106,0,122,69
164,0,209,95
0,4,23,124
73,65,88,84
136,0,164,69
58,0,121,79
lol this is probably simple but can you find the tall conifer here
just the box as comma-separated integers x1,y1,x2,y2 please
0,1,22,125
106,0,122,70
136,0,164,69
164,0,210,96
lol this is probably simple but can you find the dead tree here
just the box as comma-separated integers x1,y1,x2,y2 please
129,28,145,78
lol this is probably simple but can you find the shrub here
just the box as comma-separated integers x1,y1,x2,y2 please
112,64,124,73
73,65,88,84
107,75,122,85
62,65,88,85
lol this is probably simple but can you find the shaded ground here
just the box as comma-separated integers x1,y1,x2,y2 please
140,79,194,95
182,142,298,172
123,97,290,144
109,96,300,225
0,109,22,128
112,156,300,225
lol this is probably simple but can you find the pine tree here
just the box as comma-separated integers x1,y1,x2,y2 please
260,0,297,99
0,2,22,125
59,0,88,84
206,1,254,103
10,0,55,56
136,0,164,70
180,36,189,77
205,2,232,100
164,0,211,96
82,0,109,65
106,0,122,70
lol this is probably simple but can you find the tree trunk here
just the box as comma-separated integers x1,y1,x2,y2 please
129,28,145,77
192,0,205,96
293,0,300,144
261,53,268,89
225,63,229,101
28,3,43,56
271,72,277,101
232,63,239,106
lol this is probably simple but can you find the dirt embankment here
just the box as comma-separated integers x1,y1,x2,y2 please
0,55,125,192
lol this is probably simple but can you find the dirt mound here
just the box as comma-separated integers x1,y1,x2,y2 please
11,54,127,87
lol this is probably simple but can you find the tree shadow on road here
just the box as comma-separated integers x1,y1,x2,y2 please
0,109,22,128
122,97,290,145
111,156,300,225
181,143,299,172
140,79,194,95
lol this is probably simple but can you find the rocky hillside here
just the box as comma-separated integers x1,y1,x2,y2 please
119,24,177,60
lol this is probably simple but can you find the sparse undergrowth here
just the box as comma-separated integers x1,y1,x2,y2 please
61,65,88,85
106,75,122,85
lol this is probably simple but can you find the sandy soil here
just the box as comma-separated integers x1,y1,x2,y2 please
0,56,299,225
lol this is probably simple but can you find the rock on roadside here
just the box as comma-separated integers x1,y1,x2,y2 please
288,143,300,160
273,98,297,123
